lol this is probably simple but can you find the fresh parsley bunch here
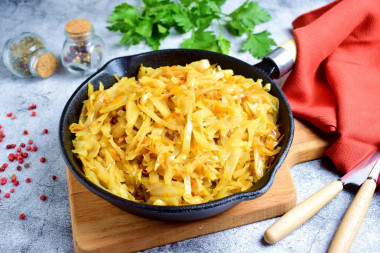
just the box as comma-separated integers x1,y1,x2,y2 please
107,0,276,58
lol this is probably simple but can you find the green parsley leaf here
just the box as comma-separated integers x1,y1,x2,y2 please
147,25,169,50
194,16,214,31
107,0,276,59
211,0,226,7
182,29,230,54
108,3,138,23
241,31,276,58
182,29,218,51
106,22,130,33
157,24,168,34
179,0,193,7
217,36,230,55
226,19,246,36
228,1,271,28
129,33,144,46
135,18,153,38
142,0,171,7
119,31,133,45
173,12,193,33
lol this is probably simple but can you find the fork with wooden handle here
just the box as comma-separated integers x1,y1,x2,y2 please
328,158,380,253
264,151,380,249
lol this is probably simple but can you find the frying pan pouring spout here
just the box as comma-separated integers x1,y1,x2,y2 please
59,39,296,221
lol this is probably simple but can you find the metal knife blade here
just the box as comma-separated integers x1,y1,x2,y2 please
341,151,380,186
367,153,380,183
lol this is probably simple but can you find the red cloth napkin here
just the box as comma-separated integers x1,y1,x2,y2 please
282,0,380,182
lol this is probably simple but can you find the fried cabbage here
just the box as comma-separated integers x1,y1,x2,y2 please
70,60,282,206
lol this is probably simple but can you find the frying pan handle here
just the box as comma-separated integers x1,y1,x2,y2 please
255,38,297,79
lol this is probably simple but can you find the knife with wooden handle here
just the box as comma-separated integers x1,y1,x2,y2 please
328,154,380,253
264,151,380,245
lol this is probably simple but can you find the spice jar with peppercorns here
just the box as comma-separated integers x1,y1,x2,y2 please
3,32,58,78
61,19,105,75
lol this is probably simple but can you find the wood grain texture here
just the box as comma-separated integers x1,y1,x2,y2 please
66,118,331,253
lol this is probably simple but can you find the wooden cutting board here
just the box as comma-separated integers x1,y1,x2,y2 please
66,118,330,253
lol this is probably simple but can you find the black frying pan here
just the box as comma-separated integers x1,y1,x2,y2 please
59,45,295,221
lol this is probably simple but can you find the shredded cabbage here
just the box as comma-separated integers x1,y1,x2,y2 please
70,60,282,205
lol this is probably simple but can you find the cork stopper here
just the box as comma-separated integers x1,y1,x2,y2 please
36,53,58,78
65,19,92,40
66,19,91,34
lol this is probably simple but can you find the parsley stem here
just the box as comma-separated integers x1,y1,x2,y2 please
217,19,223,39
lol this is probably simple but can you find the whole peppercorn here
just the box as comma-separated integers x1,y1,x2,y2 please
1,177,7,185
62,19,104,75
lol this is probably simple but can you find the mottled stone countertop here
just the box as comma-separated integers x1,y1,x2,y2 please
0,0,379,252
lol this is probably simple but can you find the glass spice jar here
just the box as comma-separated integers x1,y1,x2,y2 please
61,19,105,75
3,32,58,78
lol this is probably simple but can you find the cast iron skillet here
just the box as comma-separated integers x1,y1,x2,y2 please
59,47,295,222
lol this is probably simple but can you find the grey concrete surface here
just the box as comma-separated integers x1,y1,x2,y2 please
0,0,379,252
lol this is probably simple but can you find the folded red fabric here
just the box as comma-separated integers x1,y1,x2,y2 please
282,0,380,182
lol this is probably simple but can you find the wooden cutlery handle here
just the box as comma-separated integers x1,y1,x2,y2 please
328,179,377,253
264,180,343,244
